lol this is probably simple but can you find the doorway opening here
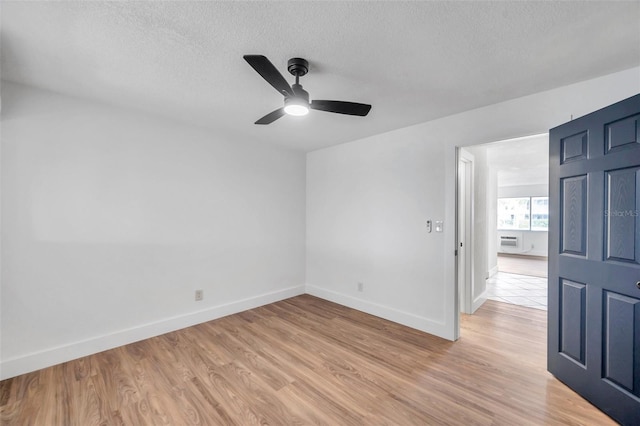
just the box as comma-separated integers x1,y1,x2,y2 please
457,134,549,314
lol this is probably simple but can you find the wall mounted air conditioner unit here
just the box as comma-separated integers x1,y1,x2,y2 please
500,236,518,247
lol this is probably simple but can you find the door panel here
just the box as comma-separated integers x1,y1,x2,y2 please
605,113,640,154
549,94,640,425
560,175,587,255
559,279,586,364
605,167,640,263
561,131,588,163
602,291,639,396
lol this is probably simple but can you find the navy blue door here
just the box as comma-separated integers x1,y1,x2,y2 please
548,94,640,425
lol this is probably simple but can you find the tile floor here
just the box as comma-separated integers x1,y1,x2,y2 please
486,271,548,310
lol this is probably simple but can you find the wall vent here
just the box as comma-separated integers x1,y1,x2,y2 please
500,236,518,247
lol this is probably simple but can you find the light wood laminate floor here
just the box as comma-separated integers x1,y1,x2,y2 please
0,295,614,425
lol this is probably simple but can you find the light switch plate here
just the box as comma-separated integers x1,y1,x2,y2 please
435,220,443,232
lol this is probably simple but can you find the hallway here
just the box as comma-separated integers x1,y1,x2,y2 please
486,254,548,311
486,272,547,310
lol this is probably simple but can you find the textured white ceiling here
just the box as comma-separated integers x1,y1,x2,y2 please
2,1,639,151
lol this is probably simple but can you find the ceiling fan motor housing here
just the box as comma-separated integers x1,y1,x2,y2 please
290,84,309,102
287,58,309,77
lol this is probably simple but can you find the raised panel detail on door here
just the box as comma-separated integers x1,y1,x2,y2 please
605,113,640,154
560,279,586,365
561,175,587,255
605,167,640,263
561,131,588,163
603,291,640,397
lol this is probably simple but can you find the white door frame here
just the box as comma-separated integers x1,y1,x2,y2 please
457,147,475,314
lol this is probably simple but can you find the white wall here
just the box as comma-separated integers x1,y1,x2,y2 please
498,184,548,198
1,82,306,379
306,67,640,341
307,128,449,335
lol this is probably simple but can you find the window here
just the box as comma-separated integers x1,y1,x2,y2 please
531,197,549,231
497,196,548,231
498,197,530,230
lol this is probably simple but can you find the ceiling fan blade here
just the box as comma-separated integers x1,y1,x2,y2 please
310,100,371,116
255,107,286,125
243,55,294,97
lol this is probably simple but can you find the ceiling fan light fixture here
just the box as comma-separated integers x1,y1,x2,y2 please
284,97,309,116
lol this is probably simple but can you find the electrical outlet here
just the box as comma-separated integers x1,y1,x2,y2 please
357,282,364,292
195,289,203,301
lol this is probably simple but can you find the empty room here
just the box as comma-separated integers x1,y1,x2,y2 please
1,2,639,425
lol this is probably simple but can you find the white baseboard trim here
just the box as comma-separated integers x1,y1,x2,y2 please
472,290,488,314
0,285,305,380
487,265,498,278
305,284,452,341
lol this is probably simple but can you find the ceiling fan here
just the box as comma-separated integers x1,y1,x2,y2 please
243,55,372,125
